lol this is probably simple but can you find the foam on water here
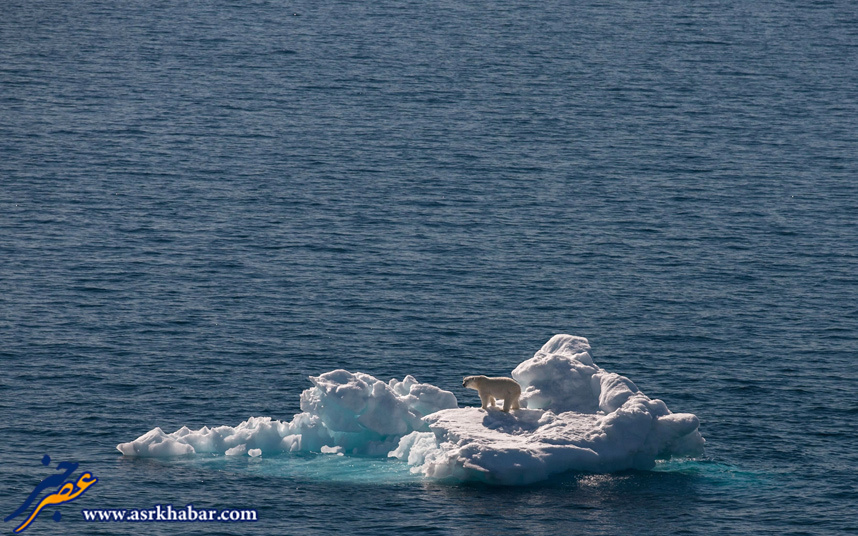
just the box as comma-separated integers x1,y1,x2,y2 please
118,335,704,485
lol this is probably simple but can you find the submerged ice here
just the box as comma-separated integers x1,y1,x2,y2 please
118,335,704,484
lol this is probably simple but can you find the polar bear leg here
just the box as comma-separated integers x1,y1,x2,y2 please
503,393,521,412
480,393,495,409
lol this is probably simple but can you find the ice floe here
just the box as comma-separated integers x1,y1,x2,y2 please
390,335,704,484
117,335,704,485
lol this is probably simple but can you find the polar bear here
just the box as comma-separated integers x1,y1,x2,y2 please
463,375,522,412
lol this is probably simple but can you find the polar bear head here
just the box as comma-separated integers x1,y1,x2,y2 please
463,375,486,389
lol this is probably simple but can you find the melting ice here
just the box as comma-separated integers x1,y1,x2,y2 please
117,335,704,485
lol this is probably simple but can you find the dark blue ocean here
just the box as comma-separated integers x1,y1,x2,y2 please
2,0,856,534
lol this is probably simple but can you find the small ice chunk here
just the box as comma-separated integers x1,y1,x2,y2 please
225,444,247,456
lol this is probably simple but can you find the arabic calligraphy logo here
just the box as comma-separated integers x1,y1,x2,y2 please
4,455,97,533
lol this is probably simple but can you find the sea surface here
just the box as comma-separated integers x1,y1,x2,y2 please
2,0,856,534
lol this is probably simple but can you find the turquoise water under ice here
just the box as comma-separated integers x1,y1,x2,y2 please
2,0,856,534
